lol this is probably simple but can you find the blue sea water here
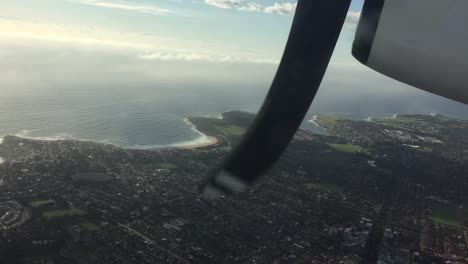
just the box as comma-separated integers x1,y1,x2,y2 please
0,82,467,148
0,83,266,148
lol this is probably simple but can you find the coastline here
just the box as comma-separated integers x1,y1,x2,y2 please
306,115,329,135
0,132,220,151
176,136,219,149
0,116,222,151
308,115,320,127
1,112,451,151
173,117,220,149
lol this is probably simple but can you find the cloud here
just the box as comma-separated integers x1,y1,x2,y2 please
72,0,170,15
139,52,278,64
0,38,278,91
204,0,242,9
238,2,262,12
0,19,278,65
204,0,296,15
264,2,296,15
204,1,357,19
346,11,361,25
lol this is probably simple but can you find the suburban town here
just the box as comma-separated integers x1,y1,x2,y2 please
0,111,467,263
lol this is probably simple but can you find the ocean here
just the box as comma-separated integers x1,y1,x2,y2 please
0,83,267,148
1,82,467,148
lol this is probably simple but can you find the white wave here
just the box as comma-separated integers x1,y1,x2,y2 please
174,118,214,147
184,117,208,137
127,118,215,149
0,157,4,164
392,114,398,119
169,135,214,148
5,127,212,150
4,113,222,150
7,129,119,147
307,115,320,127
128,135,214,150
14,129,49,138
15,130,32,138
14,131,76,141
403,144,420,148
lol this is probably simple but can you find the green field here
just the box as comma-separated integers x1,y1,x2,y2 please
315,116,338,130
29,199,55,208
43,203,87,219
429,201,468,228
430,216,462,227
80,221,100,231
327,143,366,153
305,182,343,194
156,162,177,169
215,125,246,137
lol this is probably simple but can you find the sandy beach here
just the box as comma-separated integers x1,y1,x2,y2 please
178,136,219,149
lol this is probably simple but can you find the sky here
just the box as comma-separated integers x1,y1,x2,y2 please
0,0,467,117
0,0,363,61
0,0,364,84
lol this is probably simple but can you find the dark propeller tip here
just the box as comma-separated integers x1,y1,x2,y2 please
201,170,249,198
